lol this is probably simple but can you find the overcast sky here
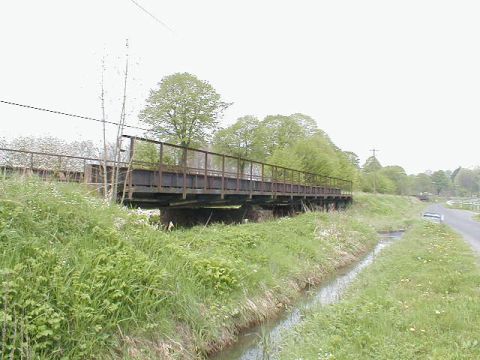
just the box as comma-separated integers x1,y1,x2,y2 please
1,0,479,174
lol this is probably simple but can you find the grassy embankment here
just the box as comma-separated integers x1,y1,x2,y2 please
278,222,480,359
0,178,422,359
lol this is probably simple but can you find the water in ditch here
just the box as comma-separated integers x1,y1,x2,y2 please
210,231,404,360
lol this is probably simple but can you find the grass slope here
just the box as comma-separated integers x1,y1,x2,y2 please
278,222,480,359
0,179,421,359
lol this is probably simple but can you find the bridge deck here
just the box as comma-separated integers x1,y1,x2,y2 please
1,137,353,208
88,166,351,207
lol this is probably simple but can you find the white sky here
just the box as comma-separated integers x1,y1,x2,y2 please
1,0,479,174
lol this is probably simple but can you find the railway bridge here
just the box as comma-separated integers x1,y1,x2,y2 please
0,136,353,211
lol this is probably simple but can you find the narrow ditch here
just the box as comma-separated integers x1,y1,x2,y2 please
210,231,404,360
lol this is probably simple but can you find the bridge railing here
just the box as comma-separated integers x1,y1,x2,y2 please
123,135,353,196
0,139,353,197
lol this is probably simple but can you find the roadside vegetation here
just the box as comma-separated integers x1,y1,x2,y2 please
278,221,480,359
0,178,422,359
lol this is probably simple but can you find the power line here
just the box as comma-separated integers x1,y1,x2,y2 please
128,0,174,33
0,99,151,133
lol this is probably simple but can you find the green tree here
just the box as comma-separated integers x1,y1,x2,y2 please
380,166,409,195
344,151,360,168
140,72,230,147
454,168,479,196
362,156,382,173
412,173,434,194
212,116,264,172
431,170,451,195
258,114,318,156
360,172,396,194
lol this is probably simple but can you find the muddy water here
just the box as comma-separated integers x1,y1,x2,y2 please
211,231,404,360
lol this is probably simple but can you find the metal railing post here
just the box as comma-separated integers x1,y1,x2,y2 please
236,157,240,191
249,161,253,198
204,152,208,191
291,170,294,198
159,142,163,190
221,154,225,199
261,163,264,193
182,147,187,199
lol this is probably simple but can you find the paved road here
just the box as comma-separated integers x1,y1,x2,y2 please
427,204,480,255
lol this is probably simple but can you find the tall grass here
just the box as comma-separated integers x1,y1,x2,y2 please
0,178,422,359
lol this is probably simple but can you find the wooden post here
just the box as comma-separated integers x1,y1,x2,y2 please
283,168,286,195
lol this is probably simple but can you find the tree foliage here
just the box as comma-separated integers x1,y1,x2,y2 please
213,116,263,172
140,72,230,147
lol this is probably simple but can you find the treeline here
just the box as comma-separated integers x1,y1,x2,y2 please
212,114,356,182
358,155,480,196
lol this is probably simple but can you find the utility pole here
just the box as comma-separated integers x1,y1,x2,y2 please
370,148,380,194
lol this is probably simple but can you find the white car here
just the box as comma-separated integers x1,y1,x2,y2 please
422,212,444,223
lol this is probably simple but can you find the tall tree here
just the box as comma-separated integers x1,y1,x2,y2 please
343,151,360,168
431,170,451,195
212,115,263,172
454,168,479,195
380,166,409,195
258,114,316,156
362,156,382,173
140,72,230,147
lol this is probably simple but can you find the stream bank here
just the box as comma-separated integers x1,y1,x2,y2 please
210,231,404,360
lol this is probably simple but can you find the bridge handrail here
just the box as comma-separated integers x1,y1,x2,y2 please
122,135,353,193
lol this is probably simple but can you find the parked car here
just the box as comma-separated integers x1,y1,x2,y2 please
422,212,444,223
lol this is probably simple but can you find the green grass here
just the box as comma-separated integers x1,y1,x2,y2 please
0,178,422,359
278,222,480,360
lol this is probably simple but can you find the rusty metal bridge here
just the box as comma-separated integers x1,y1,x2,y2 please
0,136,353,209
